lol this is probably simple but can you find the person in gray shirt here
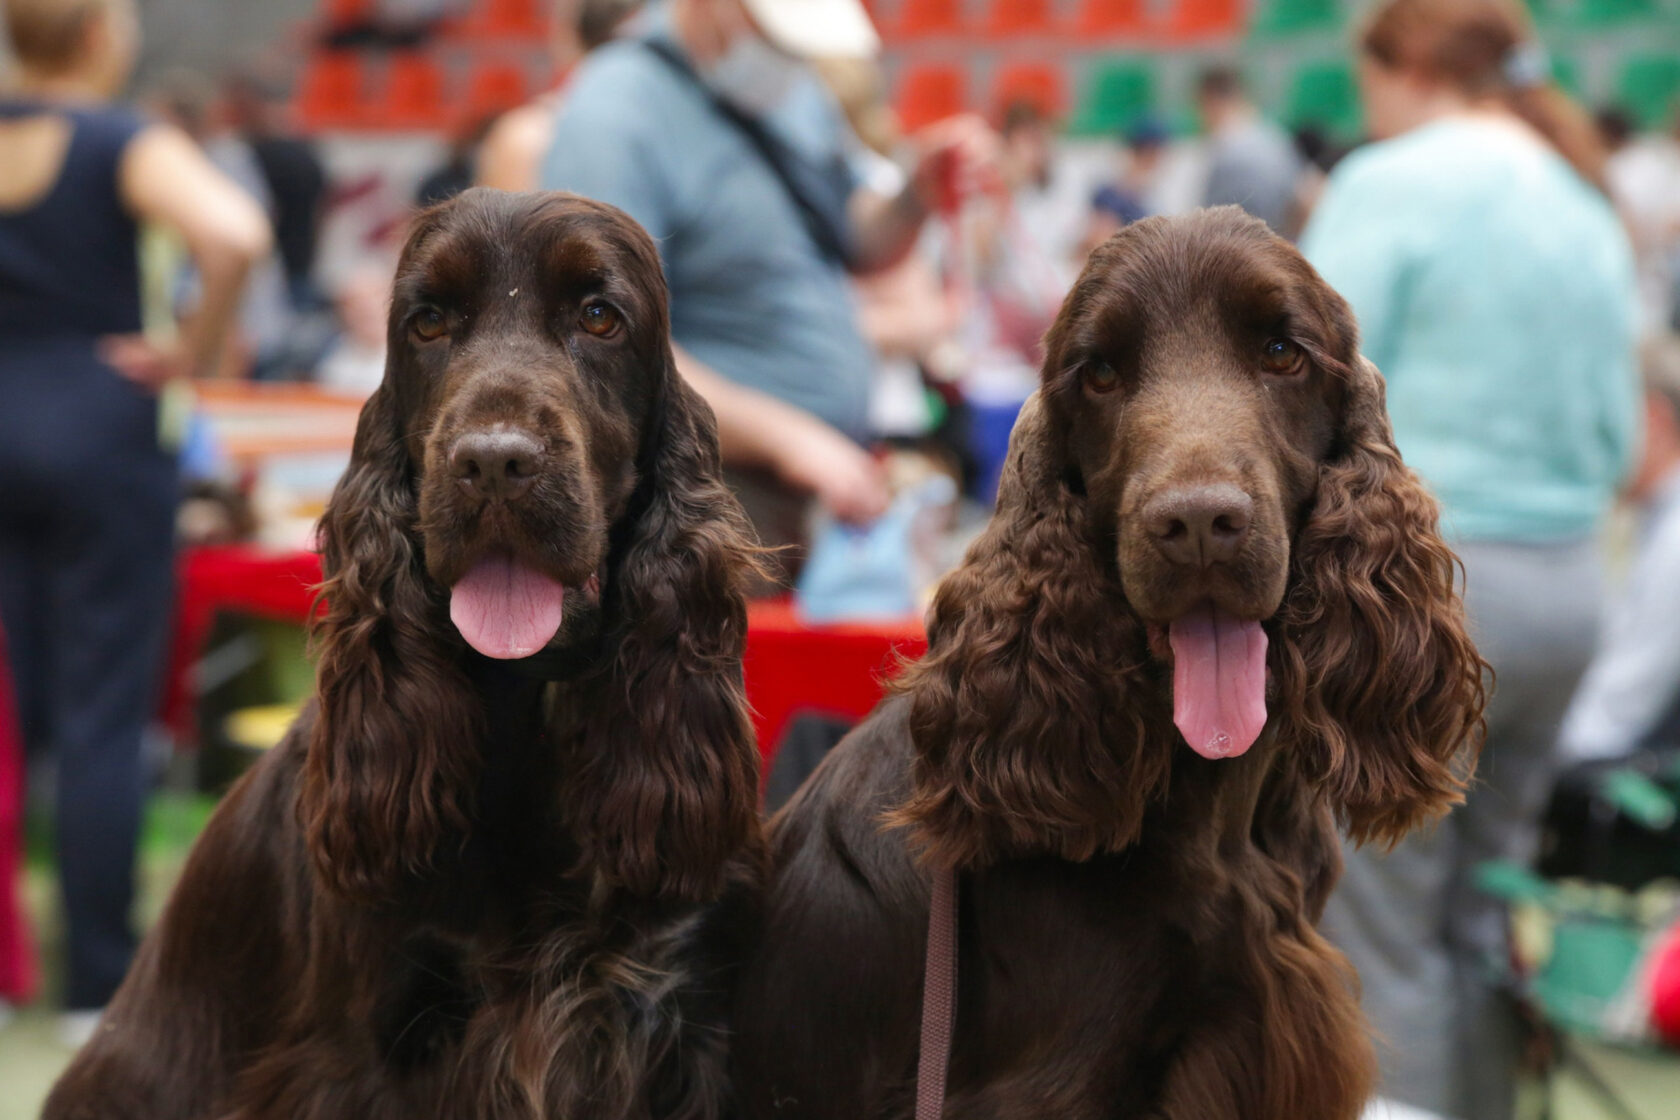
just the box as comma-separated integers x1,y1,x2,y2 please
1196,65,1304,238
542,0,994,573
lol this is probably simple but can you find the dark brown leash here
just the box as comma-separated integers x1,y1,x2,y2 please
915,866,958,1120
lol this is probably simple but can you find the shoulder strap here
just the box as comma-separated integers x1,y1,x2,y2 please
638,38,853,268
916,866,958,1120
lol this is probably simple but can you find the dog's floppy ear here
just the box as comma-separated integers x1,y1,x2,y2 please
1275,356,1486,845
304,384,482,901
891,394,1171,871
564,358,762,901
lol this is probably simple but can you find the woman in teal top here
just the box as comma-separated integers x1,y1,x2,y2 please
1299,3,1639,1119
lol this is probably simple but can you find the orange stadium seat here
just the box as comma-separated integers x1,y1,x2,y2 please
381,52,449,129
897,63,968,131
464,62,531,126
451,0,547,39
1163,0,1242,38
295,51,369,129
321,0,372,28
892,0,966,38
993,62,1068,119
985,0,1057,37
1074,0,1146,37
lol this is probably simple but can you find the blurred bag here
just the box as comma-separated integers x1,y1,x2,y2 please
796,474,956,624
1537,750,1680,891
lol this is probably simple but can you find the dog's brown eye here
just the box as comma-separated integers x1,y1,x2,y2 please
411,308,449,342
579,301,621,337
1083,362,1120,394
1261,339,1304,375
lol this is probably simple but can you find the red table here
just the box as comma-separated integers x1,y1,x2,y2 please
165,546,927,767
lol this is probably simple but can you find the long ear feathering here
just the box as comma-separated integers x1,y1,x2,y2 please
563,361,764,901
1273,356,1488,846
890,394,1172,872
304,383,483,901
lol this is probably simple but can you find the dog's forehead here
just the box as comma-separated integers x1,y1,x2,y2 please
1095,232,1301,322
399,193,659,302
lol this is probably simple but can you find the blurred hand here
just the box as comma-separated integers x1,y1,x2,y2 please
910,114,1006,215
773,415,890,525
99,333,189,392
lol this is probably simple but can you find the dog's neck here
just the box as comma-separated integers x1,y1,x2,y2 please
1150,729,1282,858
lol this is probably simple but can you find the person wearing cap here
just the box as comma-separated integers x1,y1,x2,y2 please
540,0,994,578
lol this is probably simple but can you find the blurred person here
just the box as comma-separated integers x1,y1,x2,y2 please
314,265,392,399
1602,101,1680,333
414,111,497,205
0,0,269,1040
815,54,960,440
223,70,327,309
146,69,292,379
476,0,644,192
961,99,1071,386
1298,2,1640,1117
541,0,997,578
1560,334,1680,761
1196,63,1305,237
992,98,1084,285
1083,113,1168,256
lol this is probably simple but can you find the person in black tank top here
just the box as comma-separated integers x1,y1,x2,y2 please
0,0,270,1040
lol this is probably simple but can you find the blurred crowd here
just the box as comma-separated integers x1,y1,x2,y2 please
3,0,1680,1115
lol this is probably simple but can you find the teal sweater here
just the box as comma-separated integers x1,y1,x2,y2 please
1300,117,1640,542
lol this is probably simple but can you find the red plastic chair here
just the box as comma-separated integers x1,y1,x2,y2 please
985,0,1057,37
463,62,530,126
993,62,1068,119
381,52,449,130
321,0,372,28
1163,0,1242,38
1074,0,1146,36
295,51,369,130
451,0,547,40
897,63,968,132
891,0,965,38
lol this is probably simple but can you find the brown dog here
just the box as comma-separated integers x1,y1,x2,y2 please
46,191,762,1120
732,208,1486,1120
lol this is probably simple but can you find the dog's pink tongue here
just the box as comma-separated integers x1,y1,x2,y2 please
1168,606,1268,760
449,556,565,660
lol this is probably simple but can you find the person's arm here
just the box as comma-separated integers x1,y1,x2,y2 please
1559,512,1680,760
673,344,888,524
848,114,1001,275
112,123,272,386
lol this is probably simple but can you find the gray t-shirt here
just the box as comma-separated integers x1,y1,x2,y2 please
1203,115,1302,236
540,23,874,438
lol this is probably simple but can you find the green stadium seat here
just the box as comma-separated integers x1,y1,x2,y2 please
1250,0,1341,36
1549,53,1580,97
1573,0,1656,24
1616,55,1680,129
1285,61,1362,143
1068,59,1155,137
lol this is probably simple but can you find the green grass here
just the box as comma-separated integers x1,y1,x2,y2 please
0,790,211,1119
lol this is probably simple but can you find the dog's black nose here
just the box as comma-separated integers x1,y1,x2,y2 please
450,430,543,501
1144,484,1253,568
